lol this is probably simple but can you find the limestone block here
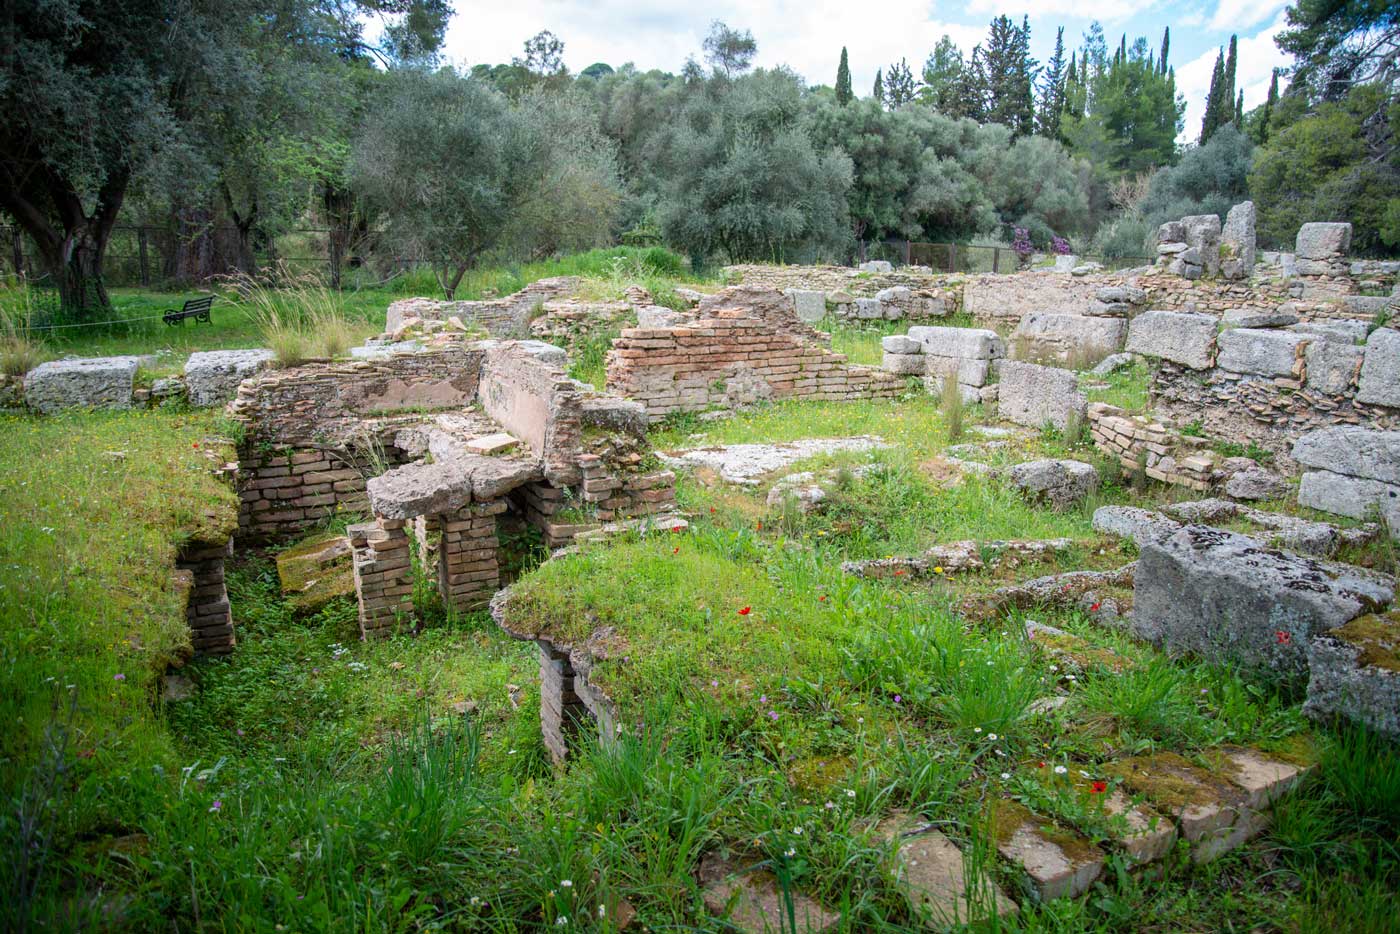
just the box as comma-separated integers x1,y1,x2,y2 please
367,461,471,520
786,289,828,323
1216,328,1309,378
859,260,893,273
1132,525,1393,676
24,356,139,414
1297,471,1400,534
994,802,1104,900
1357,328,1400,407
1182,214,1222,277
1092,506,1182,547
1223,467,1289,502
997,361,1086,431
1295,222,1351,259
1008,459,1100,509
635,306,689,328
1293,427,1400,485
855,298,884,319
924,356,991,387
1304,610,1400,739
881,335,922,354
1011,313,1126,367
876,818,1018,925
699,856,839,932
512,340,567,366
907,326,1004,360
1342,295,1398,318
184,349,276,407
1221,201,1257,276
1125,311,1216,369
1290,319,1369,343
1223,306,1296,328
883,352,927,375
1304,340,1364,395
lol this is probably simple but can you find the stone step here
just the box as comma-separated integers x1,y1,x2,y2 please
875,816,1019,927
698,855,839,933
992,801,1105,900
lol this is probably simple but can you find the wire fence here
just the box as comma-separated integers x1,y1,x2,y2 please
868,239,1153,273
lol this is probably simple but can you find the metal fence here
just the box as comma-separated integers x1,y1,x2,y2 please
869,239,1154,273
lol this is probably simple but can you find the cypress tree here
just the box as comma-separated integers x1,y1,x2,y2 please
1256,68,1279,143
1200,48,1224,143
872,68,883,105
1159,27,1169,75
1224,34,1238,123
1038,26,1066,138
1235,90,1244,126
835,47,853,105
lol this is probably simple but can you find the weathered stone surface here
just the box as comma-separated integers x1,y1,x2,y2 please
658,437,889,486
276,532,354,612
997,361,1086,431
1125,311,1216,369
1217,746,1310,810
1293,427,1400,485
907,326,1003,360
183,351,278,407
1182,214,1223,277
1132,526,1393,675
881,335,921,354
24,356,139,414
635,306,690,328
1011,313,1126,367
923,356,991,387
1223,467,1289,502
786,289,827,322
1304,611,1400,738
1106,753,1264,864
859,260,893,274
1223,306,1296,329
464,432,518,455
1356,328,1400,407
1305,340,1364,394
512,339,568,366
994,802,1104,901
367,461,471,519
1098,789,1177,865
1296,222,1351,259
1091,352,1135,376
1221,201,1256,277
699,856,839,932
1342,295,1398,318
766,472,829,512
580,397,649,438
1298,471,1400,533
1009,458,1100,509
1092,506,1182,546
883,352,928,375
877,818,1018,926
1216,328,1308,377
1290,319,1369,343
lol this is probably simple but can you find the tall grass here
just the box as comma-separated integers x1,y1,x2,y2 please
227,265,356,366
0,289,45,376
940,374,965,441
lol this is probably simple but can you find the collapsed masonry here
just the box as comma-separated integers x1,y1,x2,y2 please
230,340,678,639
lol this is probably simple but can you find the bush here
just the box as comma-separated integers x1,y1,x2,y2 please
229,265,356,366
1091,213,1154,259
640,246,685,277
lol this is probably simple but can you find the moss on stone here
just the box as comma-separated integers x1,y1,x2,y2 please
277,532,355,613
990,799,1100,864
1330,611,1400,672
1104,752,1234,813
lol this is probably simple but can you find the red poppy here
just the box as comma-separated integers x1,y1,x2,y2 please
672,546,679,555
1090,780,1108,794
192,443,199,449
709,506,715,514
1275,630,1292,645
757,521,763,531
738,606,751,616
1089,602,1102,612
672,525,683,533
818,595,827,602
894,569,906,577
1037,761,1047,768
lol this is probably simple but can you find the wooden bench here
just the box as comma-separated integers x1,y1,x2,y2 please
163,295,214,325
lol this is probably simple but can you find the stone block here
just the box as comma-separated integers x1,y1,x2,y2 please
1011,313,1126,367
1357,328,1400,407
1216,328,1308,378
859,260,893,273
699,856,839,932
465,432,519,455
1223,306,1296,328
1295,222,1351,259
1297,471,1400,533
367,461,471,519
183,349,276,407
1182,214,1222,277
23,356,139,414
1106,753,1261,864
1305,340,1364,395
997,361,1086,431
876,818,1018,925
881,335,921,354
994,802,1103,901
1221,201,1256,277
907,326,1004,360
786,289,827,322
1098,790,1177,865
1009,459,1100,509
1092,506,1182,547
1132,525,1393,676
1342,295,1398,318
924,356,991,387
1293,427,1400,485
1125,311,1216,369
1223,467,1289,502
883,352,927,375
1304,610,1400,739
1290,319,1369,343
855,298,884,319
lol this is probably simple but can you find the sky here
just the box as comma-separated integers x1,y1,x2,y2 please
438,0,1295,143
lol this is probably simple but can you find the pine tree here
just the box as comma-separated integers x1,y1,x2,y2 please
872,68,883,105
884,57,917,107
982,15,1036,136
1038,26,1067,137
921,36,966,113
835,47,853,105
956,45,988,121
1159,27,1169,75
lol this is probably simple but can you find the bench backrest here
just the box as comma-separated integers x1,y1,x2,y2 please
183,296,214,313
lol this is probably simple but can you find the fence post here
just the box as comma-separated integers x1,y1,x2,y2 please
994,246,1001,273
10,228,21,280
950,243,957,273
137,228,151,287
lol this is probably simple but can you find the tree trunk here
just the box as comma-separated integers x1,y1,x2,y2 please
56,227,112,317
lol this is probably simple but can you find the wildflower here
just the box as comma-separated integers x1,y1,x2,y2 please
561,879,573,888
1037,761,1047,768
784,847,796,857
209,800,223,813
934,566,945,575
1275,630,1292,645
973,727,982,734
738,606,751,616
824,801,835,810
672,525,683,533
236,729,245,737
1089,602,1102,612
113,673,125,682
192,443,199,449
556,917,568,927
470,897,481,907
769,710,779,721
598,906,606,918
760,694,768,704
987,733,998,741
757,521,763,531
846,789,857,798
793,826,803,835
893,694,902,704
672,547,679,555
894,569,906,576
709,506,715,514
1091,780,1108,794
1001,772,1011,780
1053,765,1068,775
711,680,719,687
818,595,827,602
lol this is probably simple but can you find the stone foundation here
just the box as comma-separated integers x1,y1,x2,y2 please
1088,403,1217,490
436,501,505,611
237,446,371,541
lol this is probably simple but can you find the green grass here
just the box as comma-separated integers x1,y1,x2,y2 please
5,310,1400,929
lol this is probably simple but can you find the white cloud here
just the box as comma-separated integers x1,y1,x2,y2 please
441,0,988,92
1207,0,1286,31
1175,11,1290,143
965,0,1157,21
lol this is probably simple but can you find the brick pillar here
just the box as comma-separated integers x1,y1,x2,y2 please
539,643,588,764
348,517,413,639
178,538,235,655
437,500,504,612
